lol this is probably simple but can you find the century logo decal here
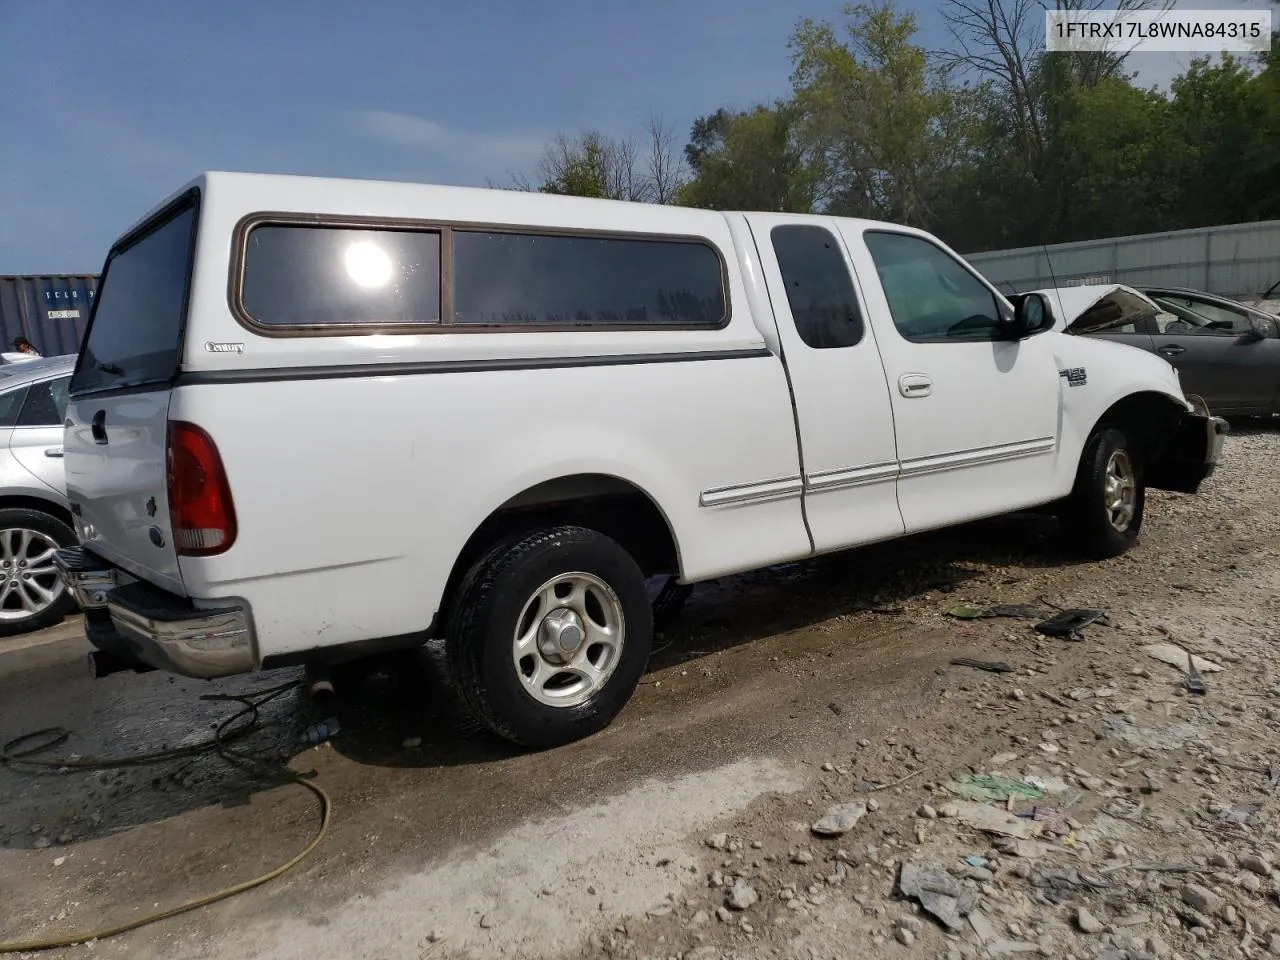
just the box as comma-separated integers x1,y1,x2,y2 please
205,341,245,354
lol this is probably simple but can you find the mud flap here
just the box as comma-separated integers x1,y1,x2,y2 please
1146,408,1229,494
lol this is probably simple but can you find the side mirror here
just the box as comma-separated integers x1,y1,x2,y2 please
1246,314,1277,342
1009,293,1052,339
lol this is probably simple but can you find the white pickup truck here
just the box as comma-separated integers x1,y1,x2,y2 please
55,173,1226,748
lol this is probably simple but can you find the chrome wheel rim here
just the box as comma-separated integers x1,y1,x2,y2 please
0,528,64,622
512,571,625,708
1103,450,1137,532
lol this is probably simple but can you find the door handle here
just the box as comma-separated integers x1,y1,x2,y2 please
898,374,933,398
44,447,63,458
1157,344,1185,357
91,410,107,445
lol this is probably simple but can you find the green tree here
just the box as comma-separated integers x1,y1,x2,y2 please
1167,57,1270,227
787,2,977,230
677,103,820,212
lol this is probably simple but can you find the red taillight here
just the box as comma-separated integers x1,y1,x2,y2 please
167,421,237,556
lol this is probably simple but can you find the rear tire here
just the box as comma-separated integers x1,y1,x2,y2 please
0,508,77,638
446,525,652,749
1059,426,1145,559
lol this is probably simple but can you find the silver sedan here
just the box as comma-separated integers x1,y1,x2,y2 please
0,354,79,636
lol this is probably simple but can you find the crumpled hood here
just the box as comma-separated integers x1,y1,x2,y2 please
1030,283,1163,334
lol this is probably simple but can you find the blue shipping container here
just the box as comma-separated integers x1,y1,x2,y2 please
0,275,98,358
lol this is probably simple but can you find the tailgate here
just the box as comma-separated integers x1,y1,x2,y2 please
64,195,199,597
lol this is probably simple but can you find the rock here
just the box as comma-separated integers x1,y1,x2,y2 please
1240,853,1272,876
938,803,960,818
811,801,868,836
1077,907,1105,934
897,917,925,935
1221,904,1237,925
867,798,881,813
33,837,50,850
1266,932,1280,955
918,804,938,820
750,840,763,850
791,850,813,864
967,867,995,882
705,833,730,851
1209,852,1236,869
688,909,709,927
52,856,66,867
401,736,422,749
1011,689,1026,701
1240,872,1263,895
726,879,758,911
56,832,74,845
1182,884,1222,916
716,906,733,923
1146,934,1172,958
821,762,835,772
895,927,916,946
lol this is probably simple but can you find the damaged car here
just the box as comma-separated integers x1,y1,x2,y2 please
1037,283,1280,417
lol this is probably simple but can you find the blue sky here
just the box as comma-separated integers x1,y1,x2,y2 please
0,0,1266,274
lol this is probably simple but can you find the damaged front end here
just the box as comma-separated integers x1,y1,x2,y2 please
1146,394,1229,494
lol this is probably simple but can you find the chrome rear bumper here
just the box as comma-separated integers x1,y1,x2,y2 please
54,547,255,678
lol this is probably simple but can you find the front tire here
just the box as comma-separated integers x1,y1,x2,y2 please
446,525,653,749
0,508,77,637
1060,426,1145,559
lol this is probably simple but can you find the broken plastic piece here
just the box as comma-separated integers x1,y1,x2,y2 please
1185,652,1208,695
1034,609,1110,641
950,657,1014,674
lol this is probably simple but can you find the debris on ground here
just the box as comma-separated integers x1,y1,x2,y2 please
810,801,868,836
897,859,980,931
949,800,1043,839
946,773,1043,804
1033,608,1110,640
949,657,1014,674
1143,641,1223,674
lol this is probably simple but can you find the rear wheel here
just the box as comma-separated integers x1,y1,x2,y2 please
0,508,77,638
446,525,652,749
1060,427,1145,559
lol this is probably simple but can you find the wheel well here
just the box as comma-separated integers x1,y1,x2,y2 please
1095,392,1185,467
0,495,73,530
436,474,681,635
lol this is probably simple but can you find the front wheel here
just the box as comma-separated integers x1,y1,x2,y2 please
1059,426,1145,559
0,508,77,637
446,525,653,749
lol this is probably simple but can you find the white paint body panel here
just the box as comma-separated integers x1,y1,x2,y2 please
62,172,1193,669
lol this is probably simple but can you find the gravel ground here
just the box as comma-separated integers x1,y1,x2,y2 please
585,422,1280,960
1,421,1277,960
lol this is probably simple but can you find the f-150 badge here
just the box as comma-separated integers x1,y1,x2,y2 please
1059,367,1087,387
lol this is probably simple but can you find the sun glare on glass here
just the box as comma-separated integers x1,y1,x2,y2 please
344,240,393,289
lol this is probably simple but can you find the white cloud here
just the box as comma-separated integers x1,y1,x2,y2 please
358,109,548,180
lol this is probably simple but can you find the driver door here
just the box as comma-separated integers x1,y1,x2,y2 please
837,225,1062,534
1148,293,1280,413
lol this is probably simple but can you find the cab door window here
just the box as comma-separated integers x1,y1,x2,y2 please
864,231,1003,343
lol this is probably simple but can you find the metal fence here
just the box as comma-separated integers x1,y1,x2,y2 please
965,220,1280,299
0,275,97,358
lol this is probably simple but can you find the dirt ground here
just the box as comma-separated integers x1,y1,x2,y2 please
2,422,1279,960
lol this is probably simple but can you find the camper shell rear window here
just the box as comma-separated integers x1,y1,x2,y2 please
71,192,199,396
